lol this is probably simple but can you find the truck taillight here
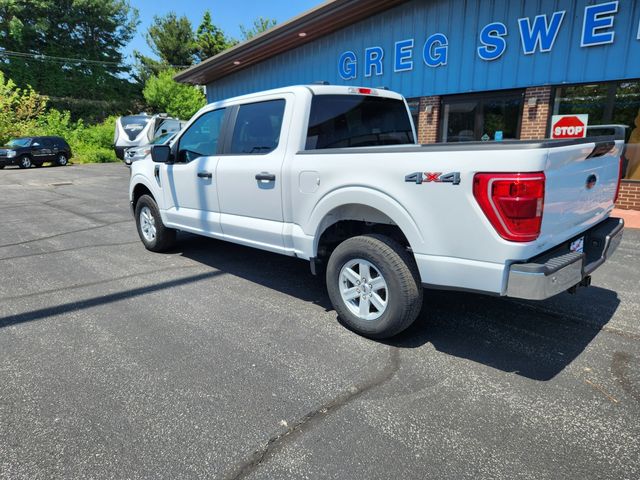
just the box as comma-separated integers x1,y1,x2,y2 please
614,155,624,204
473,173,546,242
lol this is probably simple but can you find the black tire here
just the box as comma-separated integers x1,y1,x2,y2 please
0,165,4,169
134,194,176,252
326,234,423,339
18,155,32,169
56,153,68,166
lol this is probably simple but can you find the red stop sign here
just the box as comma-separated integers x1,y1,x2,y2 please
552,116,587,139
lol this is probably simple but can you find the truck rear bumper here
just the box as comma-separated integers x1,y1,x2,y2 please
506,217,624,300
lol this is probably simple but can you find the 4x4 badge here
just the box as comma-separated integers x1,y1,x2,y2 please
405,172,461,185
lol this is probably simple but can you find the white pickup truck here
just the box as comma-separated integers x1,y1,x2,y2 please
129,85,624,338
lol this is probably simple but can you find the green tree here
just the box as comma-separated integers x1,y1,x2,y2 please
134,12,195,81
0,0,140,118
239,17,277,41
143,69,205,120
194,10,236,61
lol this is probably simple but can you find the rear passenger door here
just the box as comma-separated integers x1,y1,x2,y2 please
217,96,290,252
31,138,53,162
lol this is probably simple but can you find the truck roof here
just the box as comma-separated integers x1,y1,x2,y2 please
206,84,405,111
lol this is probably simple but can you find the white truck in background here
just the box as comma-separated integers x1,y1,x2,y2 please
129,85,624,339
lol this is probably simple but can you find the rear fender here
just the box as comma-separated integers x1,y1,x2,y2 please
307,187,424,256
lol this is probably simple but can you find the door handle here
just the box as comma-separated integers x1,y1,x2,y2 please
255,172,276,181
197,172,212,179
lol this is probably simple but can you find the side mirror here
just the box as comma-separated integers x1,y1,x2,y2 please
151,145,172,163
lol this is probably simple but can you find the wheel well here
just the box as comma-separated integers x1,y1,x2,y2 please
315,205,411,269
132,184,154,210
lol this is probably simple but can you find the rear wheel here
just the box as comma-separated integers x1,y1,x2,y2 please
326,234,423,339
18,156,32,169
0,165,5,169
56,153,68,166
134,194,176,252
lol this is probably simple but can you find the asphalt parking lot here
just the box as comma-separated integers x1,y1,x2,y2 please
1,163,639,480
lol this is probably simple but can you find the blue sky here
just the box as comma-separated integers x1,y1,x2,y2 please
126,0,321,63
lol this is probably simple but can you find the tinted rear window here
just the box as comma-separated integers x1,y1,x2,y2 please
305,95,415,150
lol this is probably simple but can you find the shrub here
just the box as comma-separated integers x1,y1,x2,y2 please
0,71,48,144
33,111,119,164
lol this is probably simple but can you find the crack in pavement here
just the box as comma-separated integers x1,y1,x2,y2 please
0,269,225,328
0,264,204,303
0,220,131,249
41,199,130,225
224,347,401,480
612,352,640,403
0,240,139,262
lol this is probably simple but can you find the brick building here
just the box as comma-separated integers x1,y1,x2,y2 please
176,0,640,210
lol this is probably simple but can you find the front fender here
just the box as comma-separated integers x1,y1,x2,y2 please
129,173,159,203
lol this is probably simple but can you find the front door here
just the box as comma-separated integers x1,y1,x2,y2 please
216,97,289,251
161,108,227,235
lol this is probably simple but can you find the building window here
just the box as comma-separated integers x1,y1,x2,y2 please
440,90,524,143
553,81,640,181
405,97,421,132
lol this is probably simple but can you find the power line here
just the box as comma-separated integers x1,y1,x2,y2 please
0,49,191,69
0,49,124,66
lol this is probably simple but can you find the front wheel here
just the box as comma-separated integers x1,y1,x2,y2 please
134,194,176,252
18,156,32,169
326,234,423,339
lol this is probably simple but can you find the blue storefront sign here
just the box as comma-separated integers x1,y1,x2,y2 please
337,2,633,82
206,0,640,102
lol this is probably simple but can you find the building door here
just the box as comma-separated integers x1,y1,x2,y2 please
440,91,524,142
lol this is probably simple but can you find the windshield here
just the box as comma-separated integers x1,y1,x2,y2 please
6,138,32,148
151,132,175,145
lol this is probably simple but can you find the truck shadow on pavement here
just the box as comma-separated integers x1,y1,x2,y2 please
390,288,620,381
178,233,621,382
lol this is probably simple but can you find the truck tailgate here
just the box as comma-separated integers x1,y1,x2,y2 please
540,139,622,244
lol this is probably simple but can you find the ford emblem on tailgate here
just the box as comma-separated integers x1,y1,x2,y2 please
586,174,597,190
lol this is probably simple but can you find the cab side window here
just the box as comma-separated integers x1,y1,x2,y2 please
229,100,285,155
177,108,226,163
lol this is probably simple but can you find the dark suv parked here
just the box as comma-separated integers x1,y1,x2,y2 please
0,136,72,169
